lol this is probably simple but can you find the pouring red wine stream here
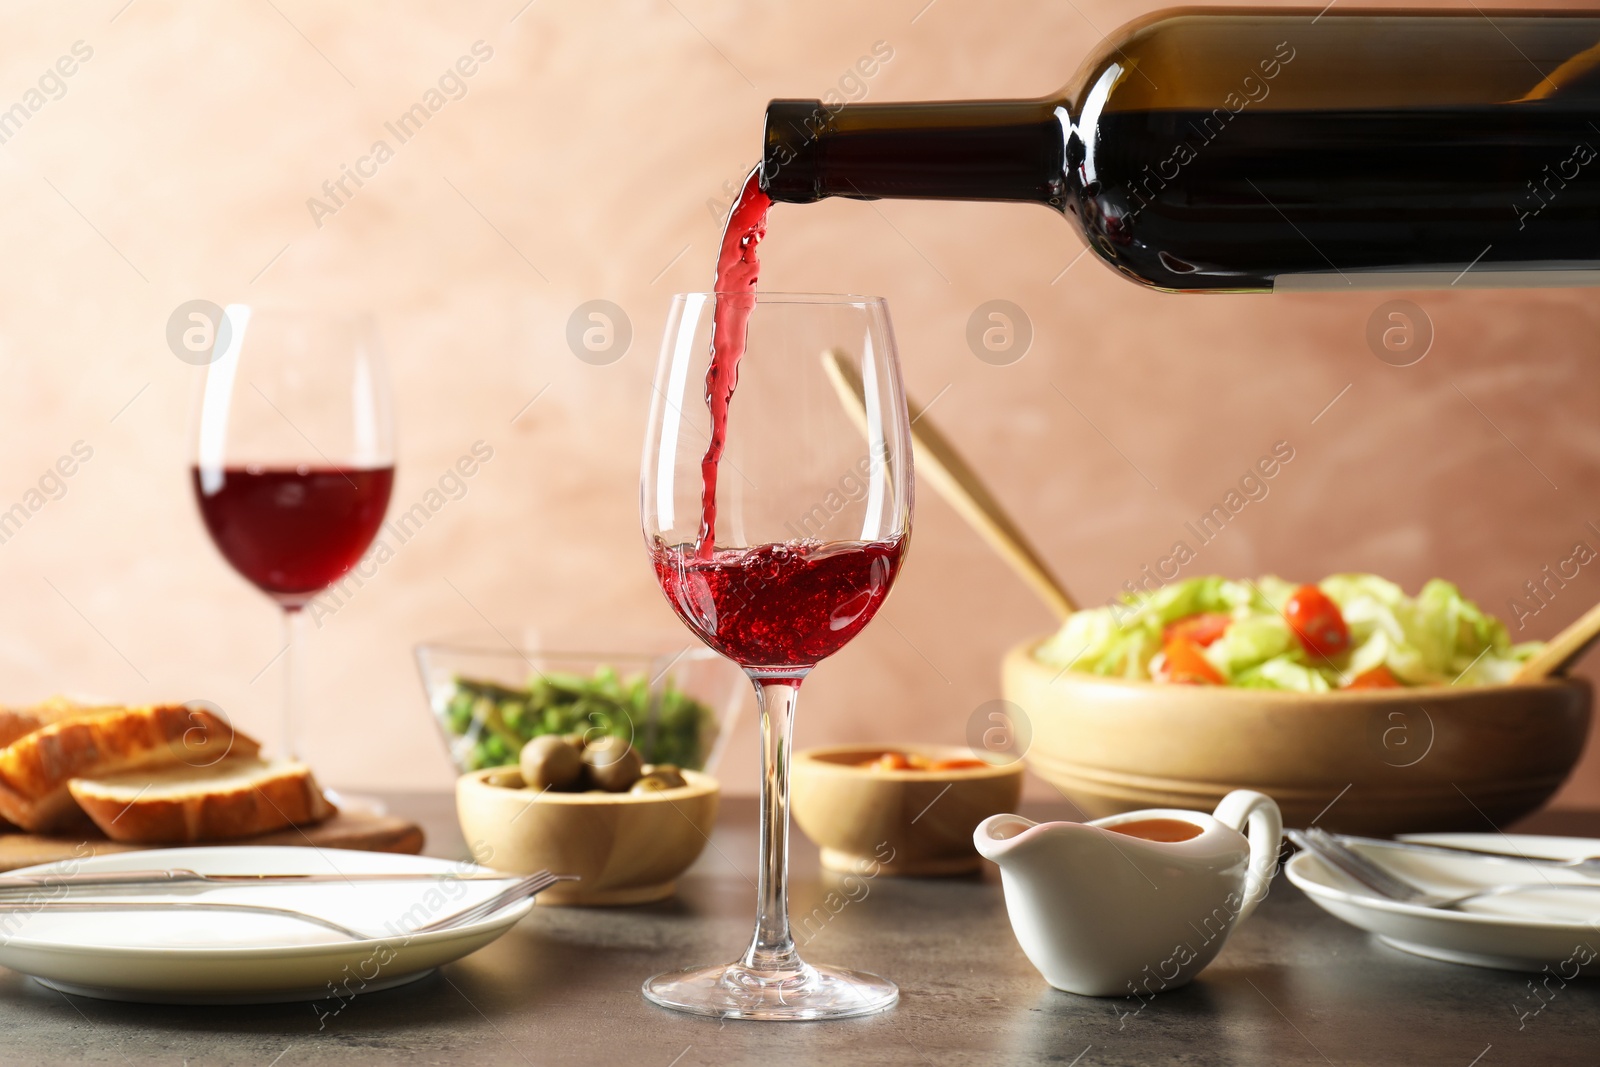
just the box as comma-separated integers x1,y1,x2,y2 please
696,168,771,560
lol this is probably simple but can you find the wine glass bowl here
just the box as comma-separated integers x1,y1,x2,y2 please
640,292,913,1020
644,293,911,674
191,306,394,760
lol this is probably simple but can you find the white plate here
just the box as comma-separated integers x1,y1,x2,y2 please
0,846,536,1004
1286,832,1600,974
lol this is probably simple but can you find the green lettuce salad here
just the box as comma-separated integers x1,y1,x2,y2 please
1033,574,1540,691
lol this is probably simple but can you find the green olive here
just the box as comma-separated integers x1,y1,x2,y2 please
630,770,686,794
582,736,644,792
519,735,583,792
486,768,526,790
638,766,687,790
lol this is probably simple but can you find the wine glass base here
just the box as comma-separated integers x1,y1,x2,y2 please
642,960,898,1021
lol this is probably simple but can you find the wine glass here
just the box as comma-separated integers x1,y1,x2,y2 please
191,306,395,761
640,292,913,1020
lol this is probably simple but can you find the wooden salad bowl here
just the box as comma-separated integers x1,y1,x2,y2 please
1003,640,1592,835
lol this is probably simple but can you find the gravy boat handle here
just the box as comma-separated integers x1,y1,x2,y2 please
1211,790,1283,922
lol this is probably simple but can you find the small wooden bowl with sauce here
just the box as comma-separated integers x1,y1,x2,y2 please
791,744,1025,876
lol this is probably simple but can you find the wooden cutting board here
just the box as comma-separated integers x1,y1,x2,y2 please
0,811,425,872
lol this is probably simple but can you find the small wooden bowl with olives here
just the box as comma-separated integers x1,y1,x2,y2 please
455,733,719,906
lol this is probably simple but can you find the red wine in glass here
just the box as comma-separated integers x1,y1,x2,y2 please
652,537,905,670
192,465,395,606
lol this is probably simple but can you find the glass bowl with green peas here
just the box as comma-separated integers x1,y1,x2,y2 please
414,643,747,775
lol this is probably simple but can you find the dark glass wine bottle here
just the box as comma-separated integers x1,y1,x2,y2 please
761,8,1600,292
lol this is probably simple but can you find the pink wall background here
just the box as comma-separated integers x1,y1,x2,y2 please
0,0,1596,807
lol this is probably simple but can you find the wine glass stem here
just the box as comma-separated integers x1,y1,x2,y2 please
743,676,806,974
280,605,306,762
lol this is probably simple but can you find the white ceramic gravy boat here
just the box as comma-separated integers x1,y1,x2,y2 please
974,790,1282,997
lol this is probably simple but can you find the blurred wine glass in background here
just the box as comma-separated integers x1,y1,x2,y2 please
191,307,395,764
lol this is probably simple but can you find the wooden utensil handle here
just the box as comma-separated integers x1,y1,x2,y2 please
1515,599,1600,680
822,350,1077,620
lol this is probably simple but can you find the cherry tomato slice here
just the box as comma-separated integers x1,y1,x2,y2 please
929,758,989,771
1345,665,1402,689
1284,584,1351,658
1163,612,1233,648
1155,636,1226,685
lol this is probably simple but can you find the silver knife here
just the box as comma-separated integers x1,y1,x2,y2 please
0,868,518,893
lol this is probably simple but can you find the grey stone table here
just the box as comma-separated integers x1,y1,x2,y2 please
0,795,1595,1066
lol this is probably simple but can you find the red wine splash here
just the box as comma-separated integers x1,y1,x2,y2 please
697,168,771,559
652,537,905,670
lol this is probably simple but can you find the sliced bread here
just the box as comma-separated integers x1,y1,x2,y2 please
0,696,123,749
69,757,335,843
0,704,260,833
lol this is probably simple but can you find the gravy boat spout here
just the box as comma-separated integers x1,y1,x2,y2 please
975,791,1282,997
972,813,1047,862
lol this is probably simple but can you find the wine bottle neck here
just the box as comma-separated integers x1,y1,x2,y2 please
762,98,1068,207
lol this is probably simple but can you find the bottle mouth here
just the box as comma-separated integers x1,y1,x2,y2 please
761,98,828,203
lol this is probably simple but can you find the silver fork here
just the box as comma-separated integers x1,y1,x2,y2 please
1289,828,1600,911
414,870,574,933
1326,834,1600,879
